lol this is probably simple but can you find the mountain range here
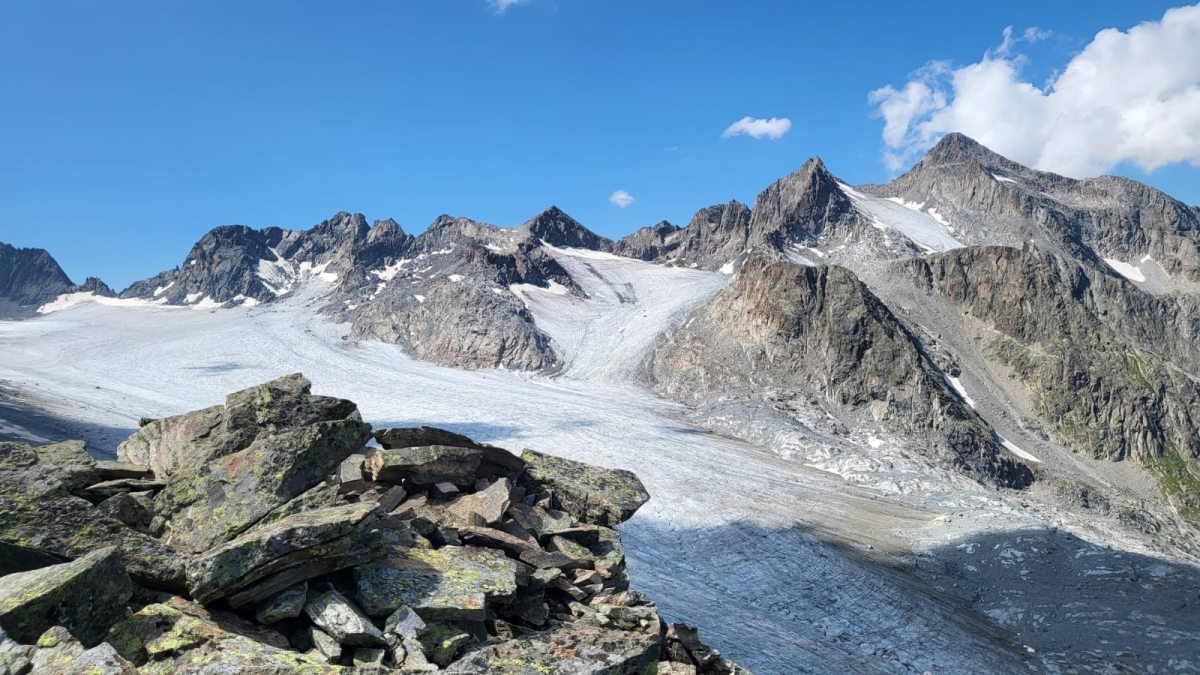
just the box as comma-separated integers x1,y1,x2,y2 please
4,133,1200,671
7,133,1198,528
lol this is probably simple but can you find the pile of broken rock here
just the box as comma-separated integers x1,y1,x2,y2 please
0,374,748,674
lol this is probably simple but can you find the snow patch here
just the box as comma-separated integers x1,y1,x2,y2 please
185,292,203,304
999,436,1041,463
448,274,465,283
370,259,412,281
192,296,221,310
1104,258,1146,283
992,173,1018,184
37,293,178,314
413,294,426,304
841,183,963,252
941,374,977,409
718,260,736,275
153,282,174,297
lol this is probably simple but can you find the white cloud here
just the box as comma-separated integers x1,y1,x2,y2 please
487,0,528,14
609,190,635,208
721,116,793,140
869,5,1200,177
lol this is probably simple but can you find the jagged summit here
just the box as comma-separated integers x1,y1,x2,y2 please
0,242,113,317
519,205,614,251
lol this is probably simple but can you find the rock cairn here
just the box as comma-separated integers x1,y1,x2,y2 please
0,374,747,674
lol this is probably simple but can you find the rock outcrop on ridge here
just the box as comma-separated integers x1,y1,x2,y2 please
0,374,746,673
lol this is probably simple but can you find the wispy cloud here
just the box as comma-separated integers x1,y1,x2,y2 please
487,0,528,15
609,190,635,208
721,116,792,140
869,5,1200,177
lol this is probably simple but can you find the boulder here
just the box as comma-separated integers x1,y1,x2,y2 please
186,502,382,604
256,583,308,625
116,405,225,479
155,418,372,553
354,545,521,620
0,479,186,590
27,626,137,675
304,588,386,647
417,622,473,667
310,627,342,662
364,445,483,485
445,478,512,526
442,624,660,674
31,440,96,490
0,542,63,576
105,601,345,673
0,546,133,647
96,492,154,532
519,450,649,527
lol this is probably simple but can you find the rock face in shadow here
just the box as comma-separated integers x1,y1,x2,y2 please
652,255,1034,489
0,241,115,318
903,246,1200,521
0,375,743,673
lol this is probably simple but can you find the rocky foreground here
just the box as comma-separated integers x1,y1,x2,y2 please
0,374,745,674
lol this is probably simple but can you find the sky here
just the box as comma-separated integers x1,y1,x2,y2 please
2,0,1198,290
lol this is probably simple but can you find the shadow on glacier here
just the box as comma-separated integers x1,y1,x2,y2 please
370,420,530,445
618,518,1200,674
0,398,134,460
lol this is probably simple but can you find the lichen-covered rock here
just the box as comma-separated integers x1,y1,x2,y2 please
365,445,484,485
445,478,512,526
304,588,386,647
354,545,521,619
186,502,381,604
155,418,372,553
31,440,96,490
0,546,132,647
0,542,62,577
106,601,346,673
519,450,650,527
29,628,137,674
96,492,154,532
256,583,308,625
442,624,660,674
116,405,225,479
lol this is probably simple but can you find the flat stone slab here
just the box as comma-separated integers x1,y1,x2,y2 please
305,589,386,647
354,545,520,620
442,624,660,674
520,450,650,527
186,502,377,604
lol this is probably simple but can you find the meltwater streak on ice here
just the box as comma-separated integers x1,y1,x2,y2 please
0,281,1026,674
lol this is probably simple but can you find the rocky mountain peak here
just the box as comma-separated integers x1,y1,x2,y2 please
747,156,856,248
519,206,613,251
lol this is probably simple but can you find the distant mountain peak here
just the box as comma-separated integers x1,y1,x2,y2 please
519,206,612,251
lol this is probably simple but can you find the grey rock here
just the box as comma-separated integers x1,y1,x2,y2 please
354,544,520,619
445,478,512,526
442,624,660,675
255,583,308,624
310,626,342,662
0,546,133,647
384,607,426,641
304,588,386,647
519,449,651,526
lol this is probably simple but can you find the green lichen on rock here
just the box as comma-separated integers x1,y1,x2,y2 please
520,450,650,527
0,546,133,647
354,545,520,619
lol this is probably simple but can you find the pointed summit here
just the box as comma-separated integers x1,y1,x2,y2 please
918,133,1017,173
520,206,613,251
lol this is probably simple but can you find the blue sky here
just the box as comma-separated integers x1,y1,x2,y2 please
1,0,1196,290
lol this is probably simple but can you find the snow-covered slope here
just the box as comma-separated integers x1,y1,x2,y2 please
512,245,728,382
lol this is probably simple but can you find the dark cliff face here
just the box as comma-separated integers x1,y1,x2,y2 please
0,242,115,317
651,254,1034,489
0,243,77,311
904,246,1200,520
519,206,614,252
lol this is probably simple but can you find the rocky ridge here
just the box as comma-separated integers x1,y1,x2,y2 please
0,242,113,318
0,374,746,674
651,254,1035,489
